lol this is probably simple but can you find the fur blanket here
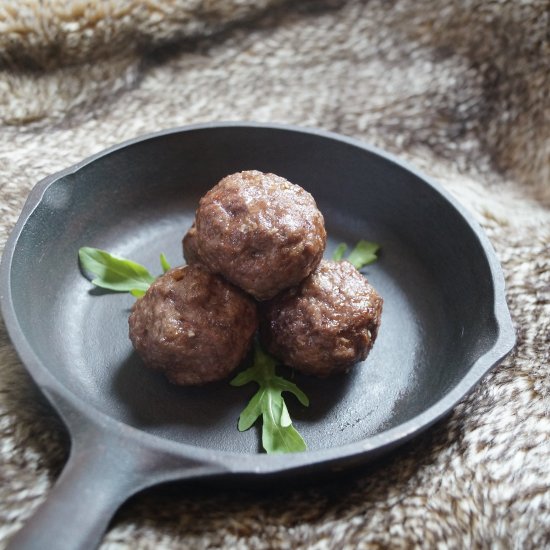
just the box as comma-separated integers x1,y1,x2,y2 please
1,0,548,547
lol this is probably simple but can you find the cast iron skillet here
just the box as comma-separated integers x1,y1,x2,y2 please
0,123,515,549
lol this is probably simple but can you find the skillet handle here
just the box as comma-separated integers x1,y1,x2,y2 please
6,428,148,550
6,419,217,550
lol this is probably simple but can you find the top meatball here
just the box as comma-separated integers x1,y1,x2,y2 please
260,260,383,376
193,170,326,300
129,264,258,385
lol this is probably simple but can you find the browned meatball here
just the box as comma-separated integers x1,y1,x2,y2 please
260,260,382,376
182,222,201,265
129,265,258,385
193,170,326,300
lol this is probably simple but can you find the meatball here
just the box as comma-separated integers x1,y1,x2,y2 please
182,222,201,265
260,260,382,376
193,170,326,300
129,265,258,385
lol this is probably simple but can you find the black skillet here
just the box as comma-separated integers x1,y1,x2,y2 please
0,123,515,549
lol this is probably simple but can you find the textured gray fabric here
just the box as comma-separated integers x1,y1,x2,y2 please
0,0,549,548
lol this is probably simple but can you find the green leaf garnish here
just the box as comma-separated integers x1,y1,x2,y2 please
78,247,155,293
130,289,147,298
231,342,309,454
160,253,171,273
333,239,380,269
332,243,348,261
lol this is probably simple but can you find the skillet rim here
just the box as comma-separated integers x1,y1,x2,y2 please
0,121,516,474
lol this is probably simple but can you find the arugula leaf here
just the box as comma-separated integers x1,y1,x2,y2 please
333,239,380,269
231,342,309,454
79,248,174,296
347,240,380,268
160,253,171,273
130,288,147,298
332,243,348,261
79,247,155,293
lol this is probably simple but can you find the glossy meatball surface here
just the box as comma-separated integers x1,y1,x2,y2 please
193,170,326,300
260,260,383,376
129,265,258,385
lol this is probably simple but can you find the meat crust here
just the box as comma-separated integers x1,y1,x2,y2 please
260,260,383,376
193,170,326,300
129,265,258,385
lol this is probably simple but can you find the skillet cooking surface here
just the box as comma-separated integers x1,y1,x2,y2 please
6,123,511,455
